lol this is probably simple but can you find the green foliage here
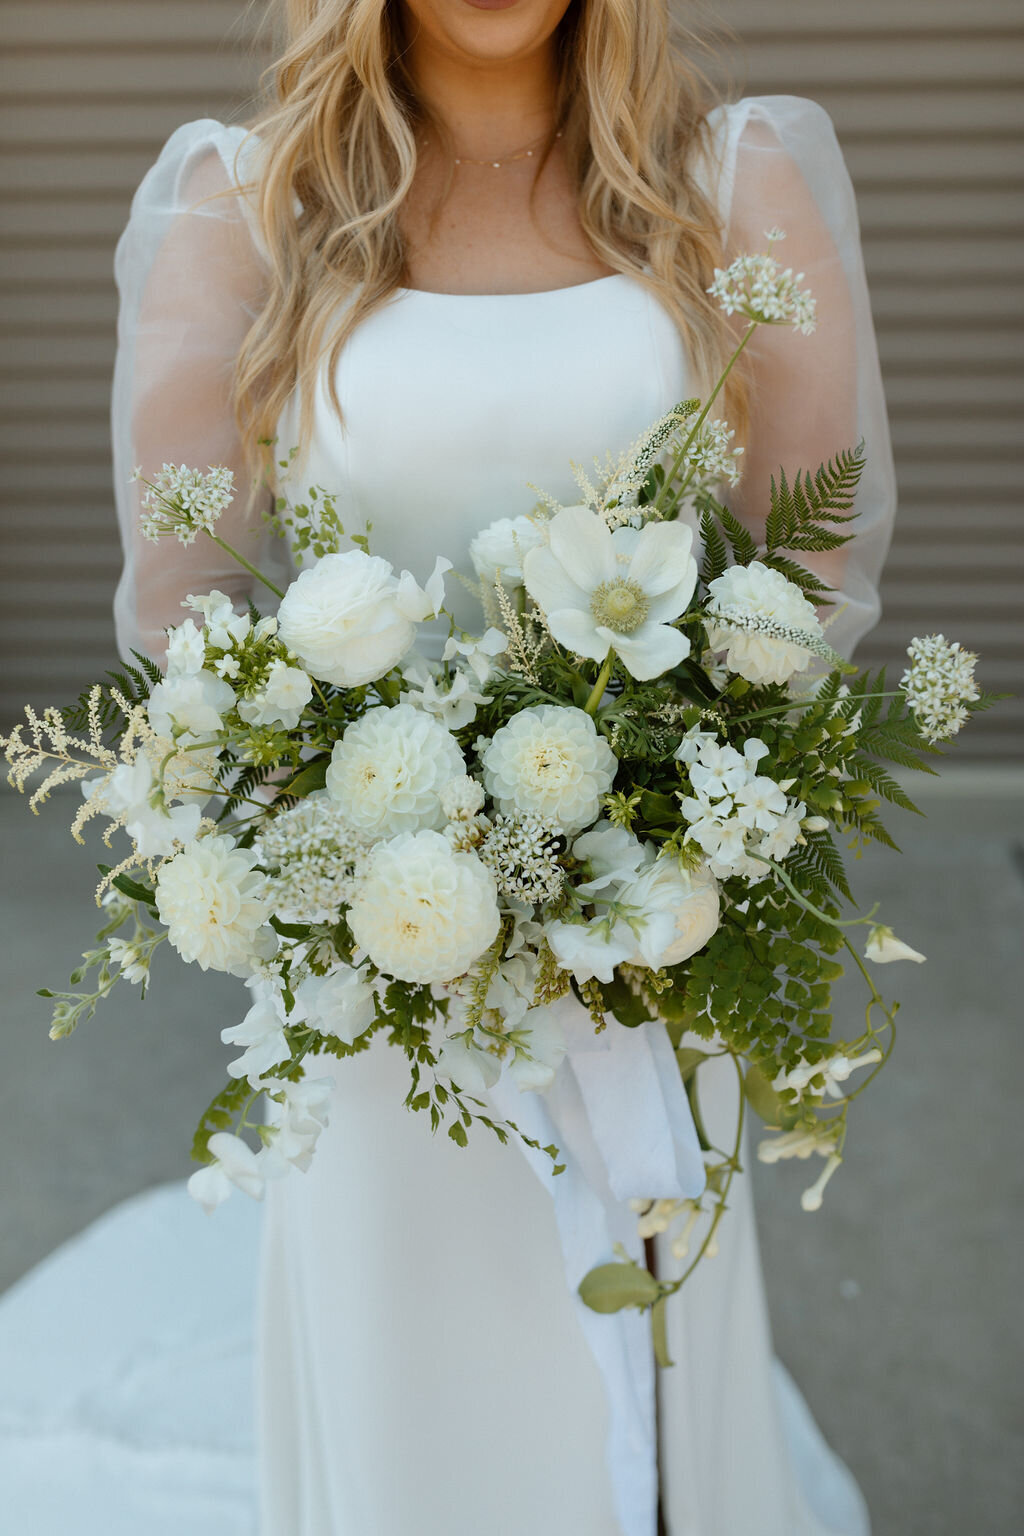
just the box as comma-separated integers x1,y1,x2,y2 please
191,1078,253,1165
61,650,163,736
579,1259,661,1314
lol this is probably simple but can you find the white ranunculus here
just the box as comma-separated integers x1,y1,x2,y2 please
276,550,450,688
147,669,235,741
864,925,926,965
705,562,824,686
470,516,545,589
325,702,466,837
545,913,635,985
348,830,500,984
156,834,276,976
482,704,616,835
295,965,377,1044
435,1034,502,1094
522,504,698,681
237,659,313,730
187,1131,269,1212
619,853,721,970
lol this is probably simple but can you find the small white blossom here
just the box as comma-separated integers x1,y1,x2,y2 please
138,463,235,546
107,936,152,985
707,251,817,334
442,628,508,685
801,1152,842,1212
402,659,486,730
682,418,744,488
222,988,291,1086
237,660,313,731
253,794,369,923
87,754,201,858
147,669,235,742
618,853,721,969
164,618,206,677
187,1131,269,1212
182,591,251,650
899,633,979,743
865,925,926,965
775,1048,884,1100
479,812,565,904
439,776,486,823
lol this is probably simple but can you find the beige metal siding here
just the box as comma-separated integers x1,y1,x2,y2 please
1,0,1021,756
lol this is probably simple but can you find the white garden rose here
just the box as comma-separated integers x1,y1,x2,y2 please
156,834,276,976
619,853,721,970
705,562,824,686
469,515,544,589
481,704,616,835
277,549,449,688
325,702,466,837
522,504,698,680
348,830,500,984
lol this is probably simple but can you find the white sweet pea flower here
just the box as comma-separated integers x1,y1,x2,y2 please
295,965,377,1044
221,989,291,1086
92,755,201,858
187,1131,269,1212
237,660,313,730
776,1048,884,1101
545,913,635,985
164,618,206,677
864,925,926,965
147,669,235,742
442,627,508,685
572,821,647,898
435,1033,502,1094
404,664,486,731
522,504,698,681
801,1152,842,1212
183,591,251,650
261,1075,334,1174
277,551,450,688
469,515,545,589
508,1001,568,1092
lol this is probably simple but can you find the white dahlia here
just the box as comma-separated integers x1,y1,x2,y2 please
325,702,466,837
481,704,616,835
348,830,500,984
522,504,698,681
156,834,276,976
277,549,449,688
705,562,824,686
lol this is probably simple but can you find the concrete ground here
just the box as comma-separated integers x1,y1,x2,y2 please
1,773,1022,1535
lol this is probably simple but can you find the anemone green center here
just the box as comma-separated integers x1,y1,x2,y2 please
590,578,649,635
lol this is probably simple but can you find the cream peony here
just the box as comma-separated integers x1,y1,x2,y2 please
704,562,824,686
481,704,616,835
325,702,466,837
619,853,721,970
348,830,500,984
469,515,544,589
156,834,276,975
522,504,698,681
277,549,449,688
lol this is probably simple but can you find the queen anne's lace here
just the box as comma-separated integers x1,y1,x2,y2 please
479,812,565,905
899,633,979,743
707,233,817,334
253,795,370,924
136,463,235,546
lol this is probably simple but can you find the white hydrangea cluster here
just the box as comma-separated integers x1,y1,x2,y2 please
135,463,235,546
899,633,979,743
481,704,616,835
348,830,501,984
705,562,828,686
677,733,806,882
707,234,817,334
156,834,277,975
253,794,370,923
682,418,744,488
325,703,466,837
479,812,565,905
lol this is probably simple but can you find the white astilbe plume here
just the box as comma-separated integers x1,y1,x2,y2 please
708,232,817,334
1,686,116,811
899,634,980,743
134,463,235,546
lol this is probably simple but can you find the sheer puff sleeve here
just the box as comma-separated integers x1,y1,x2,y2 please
111,119,293,664
701,96,897,662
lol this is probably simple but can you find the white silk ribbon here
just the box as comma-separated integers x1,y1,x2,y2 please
486,993,706,1536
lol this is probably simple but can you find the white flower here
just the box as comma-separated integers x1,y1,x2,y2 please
620,854,721,969
138,463,235,546
221,989,291,1086
93,755,201,858
545,912,634,985
277,550,450,687
572,821,648,897
403,661,486,731
775,1048,884,1100
442,628,508,685
478,812,565,904
705,563,824,686
435,1034,502,1094
262,1075,334,1174
187,1131,269,1212
482,704,616,835
253,793,368,923
508,1002,568,1092
707,250,817,334
470,516,545,589
107,936,151,985
522,505,698,680
164,618,206,677
348,830,500,984
147,669,235,741
899,633,980,743
801,1153,842,1212
864,925,926,965
682,419,744,488
237,660,313,730
156,834,276,975
439,776,486,822
295,965,377,1044
183,590,251,650
325,702,466,837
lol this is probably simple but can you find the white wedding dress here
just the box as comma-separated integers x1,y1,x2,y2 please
1,96,895,1536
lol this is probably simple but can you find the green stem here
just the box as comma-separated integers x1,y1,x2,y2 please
583,652,615,716
654,323,758,513
663,1052,746,1295
207,533,285,600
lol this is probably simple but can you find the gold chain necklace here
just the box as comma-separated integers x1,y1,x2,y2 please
421,128,563,170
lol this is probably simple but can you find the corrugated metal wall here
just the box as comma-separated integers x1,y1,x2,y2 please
1,0,1021,756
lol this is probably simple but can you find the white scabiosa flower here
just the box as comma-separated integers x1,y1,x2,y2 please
348,830,500,984
469,515,545,589
522,505,698,681
156,834,276,976
325,702,466,837
620,854,721,970
705,563,825,686
277,549,450,688
864,925,926,965
482,704,616,835
237,659,313,730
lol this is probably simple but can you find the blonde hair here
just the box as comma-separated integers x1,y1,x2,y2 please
235,0,745,458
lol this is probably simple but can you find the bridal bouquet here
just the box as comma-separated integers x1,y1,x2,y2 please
2,236,994,1336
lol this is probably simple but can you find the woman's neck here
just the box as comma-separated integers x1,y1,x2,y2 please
405,27,560,159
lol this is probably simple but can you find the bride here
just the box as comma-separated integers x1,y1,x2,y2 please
109,1,895,1532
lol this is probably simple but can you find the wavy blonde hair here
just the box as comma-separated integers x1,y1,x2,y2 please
235,0,745,458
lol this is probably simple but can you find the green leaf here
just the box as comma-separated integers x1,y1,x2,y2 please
282,757,329,799
447,1120,469,1148
578,1260,660,1314
599,975,653,1029
743,1063,800,1130
675,1046,708,1083
97,865,157,908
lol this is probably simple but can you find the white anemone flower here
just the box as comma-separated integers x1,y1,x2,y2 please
522,505,698,681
